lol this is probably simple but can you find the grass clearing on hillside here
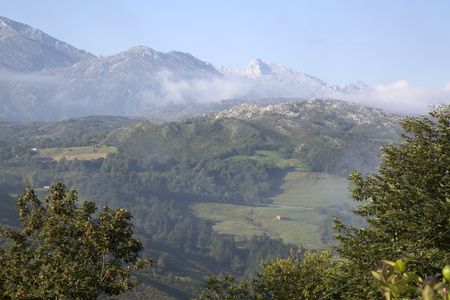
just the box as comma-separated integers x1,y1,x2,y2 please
191,170,352,249
192,202,326,249
272,171,350,207
38,146,117,161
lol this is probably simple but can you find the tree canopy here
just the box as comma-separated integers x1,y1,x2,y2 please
0,183,151,299
197,105,450,299
335,105,450,298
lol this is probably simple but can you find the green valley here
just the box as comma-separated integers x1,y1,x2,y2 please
0,99,400,299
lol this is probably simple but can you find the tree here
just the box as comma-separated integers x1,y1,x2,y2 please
196,275,252,300
196,105,450,299
253,251,345,300
372,259,450,300
335,105,450,299
196,251,345,300
0,183,151,299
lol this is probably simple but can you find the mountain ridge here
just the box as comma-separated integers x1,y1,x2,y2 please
0,16,95,72
105,98,401,177
0,16,419,122
214,98,399,126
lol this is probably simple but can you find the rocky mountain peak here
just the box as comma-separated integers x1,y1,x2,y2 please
0,16,27,36
335,80,369,93
246,59,273,77
122,45,161,59
0,16,95,72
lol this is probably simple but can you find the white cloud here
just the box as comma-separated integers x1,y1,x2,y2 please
2,66,447,117
148,70,450,114
154,70,254,104
342,80,450,114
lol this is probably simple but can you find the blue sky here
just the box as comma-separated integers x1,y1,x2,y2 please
2,0,450,87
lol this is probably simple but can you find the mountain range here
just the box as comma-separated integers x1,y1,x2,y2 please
0,16,391,122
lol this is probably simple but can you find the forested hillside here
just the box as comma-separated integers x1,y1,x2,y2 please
0,99,401,298
195,105,450,300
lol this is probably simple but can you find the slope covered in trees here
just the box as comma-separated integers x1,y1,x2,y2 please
0,99,403,298
197,105,450,299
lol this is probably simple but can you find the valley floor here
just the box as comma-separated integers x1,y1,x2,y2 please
192,170,351,248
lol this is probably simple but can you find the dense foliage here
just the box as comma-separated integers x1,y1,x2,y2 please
0,183,150,299
196,251,345,300
197,105,450,299
372,259,450,300
335,105,450,298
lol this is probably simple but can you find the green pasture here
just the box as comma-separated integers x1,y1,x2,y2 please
38,145,117,161
191,170,352,249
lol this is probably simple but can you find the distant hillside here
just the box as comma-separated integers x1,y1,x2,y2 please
108,99,401,175
0,115,137,150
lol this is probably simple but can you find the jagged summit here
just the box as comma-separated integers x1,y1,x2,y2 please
247,59,273,77
0,16,95,72
119,46,213,68
0,16,23,36
116,46,214,68
167,50,216,70
219,58,274,78
122,45,161,59
84,46,220,76
336,80,369,93
0,16,45,38
63,44,220,79
221,58,325,83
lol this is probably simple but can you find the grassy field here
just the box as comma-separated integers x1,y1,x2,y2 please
38,145,117,161
271,171,349,207
191,171,352,249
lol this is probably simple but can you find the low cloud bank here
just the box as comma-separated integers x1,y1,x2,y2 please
150,70,450,114
156,70,254,104
342,80,450,114
0,68,448,118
